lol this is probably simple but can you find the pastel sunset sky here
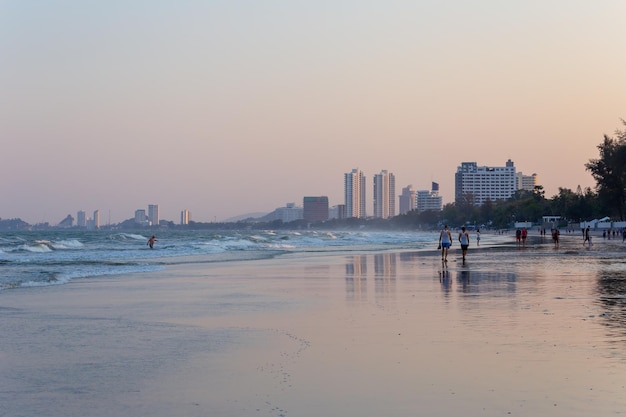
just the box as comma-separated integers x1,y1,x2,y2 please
2,1,625,224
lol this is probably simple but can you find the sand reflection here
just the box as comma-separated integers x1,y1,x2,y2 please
595,269,626,336
345,254,397,301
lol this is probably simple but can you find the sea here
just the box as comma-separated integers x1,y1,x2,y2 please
0,229,508,291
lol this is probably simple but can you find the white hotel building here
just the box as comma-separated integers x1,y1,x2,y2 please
455,159,517,206
416,182,443,212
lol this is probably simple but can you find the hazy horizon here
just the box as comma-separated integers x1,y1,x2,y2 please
2,1,624,224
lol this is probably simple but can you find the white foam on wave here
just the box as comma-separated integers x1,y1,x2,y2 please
22,242,53,253
20,276,71,287
225,238,259,250
125,233,147,241
113,233,147,241
51,239,84,250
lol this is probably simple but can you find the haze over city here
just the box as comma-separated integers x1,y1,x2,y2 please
2,1,625,224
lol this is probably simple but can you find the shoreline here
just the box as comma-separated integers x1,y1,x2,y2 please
2,235,625,416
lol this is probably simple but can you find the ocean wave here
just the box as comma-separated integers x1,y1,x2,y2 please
50,239,84,249
110,233,147,241
21,242,54,253
0,229,467,292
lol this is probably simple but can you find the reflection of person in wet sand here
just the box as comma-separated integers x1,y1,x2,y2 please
438,268,451,290
147,235,157,249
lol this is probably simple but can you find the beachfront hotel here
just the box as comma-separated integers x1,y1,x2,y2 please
416,182,443,212
344,168,366,218
517,172,538,192
373,170,396,219
455,160,517,206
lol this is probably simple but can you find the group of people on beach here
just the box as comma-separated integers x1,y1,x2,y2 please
515,227,528,247
438,225,472,264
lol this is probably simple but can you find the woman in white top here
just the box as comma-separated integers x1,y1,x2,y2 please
439,225,452,261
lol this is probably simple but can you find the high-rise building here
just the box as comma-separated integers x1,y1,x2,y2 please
455,160,517,206
135,209,147,224
329,205,345,220
93,210,100,229
181,209,190,225
373,170,395,219
399,185,417,214
77,210,86,227
303,196,329,222
344,168,366,218
416,182,443,212
148,204,159,227
516,172,538,192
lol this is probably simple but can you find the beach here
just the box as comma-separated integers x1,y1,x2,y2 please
1,233,626,417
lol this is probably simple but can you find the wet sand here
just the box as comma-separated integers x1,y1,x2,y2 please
1,234,626,417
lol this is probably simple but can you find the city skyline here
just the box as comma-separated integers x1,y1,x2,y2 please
2,1,623,224
9,159,531,226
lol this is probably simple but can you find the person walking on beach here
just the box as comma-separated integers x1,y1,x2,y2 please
552,228,560,248
476,228,481,246
515,228,522,247
439,225,452,262
458,226,470,263
521,227,528,247
147,235,157,249
583,226,591,246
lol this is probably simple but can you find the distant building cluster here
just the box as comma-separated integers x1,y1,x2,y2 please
134,204,161,226
58,210,100,229
49,160,539,227
56,204,191,229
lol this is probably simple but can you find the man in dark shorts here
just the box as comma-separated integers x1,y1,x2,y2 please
458,226,470,263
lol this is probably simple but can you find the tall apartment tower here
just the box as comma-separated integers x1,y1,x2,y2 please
344,168,366,218
77,210,87,227
455,159,516,206
373,170,395,219
181,209,190,225
93,210,100,229
148,204,160,227
399,185,417,214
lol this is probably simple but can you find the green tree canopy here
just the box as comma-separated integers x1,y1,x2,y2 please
585,120,626,220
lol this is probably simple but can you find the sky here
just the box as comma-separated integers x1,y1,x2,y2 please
1,1,625,224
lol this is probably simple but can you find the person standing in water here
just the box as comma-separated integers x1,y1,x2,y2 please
147,235,157,249
583,226,591,246
458,226,470,263
439,225,452,262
